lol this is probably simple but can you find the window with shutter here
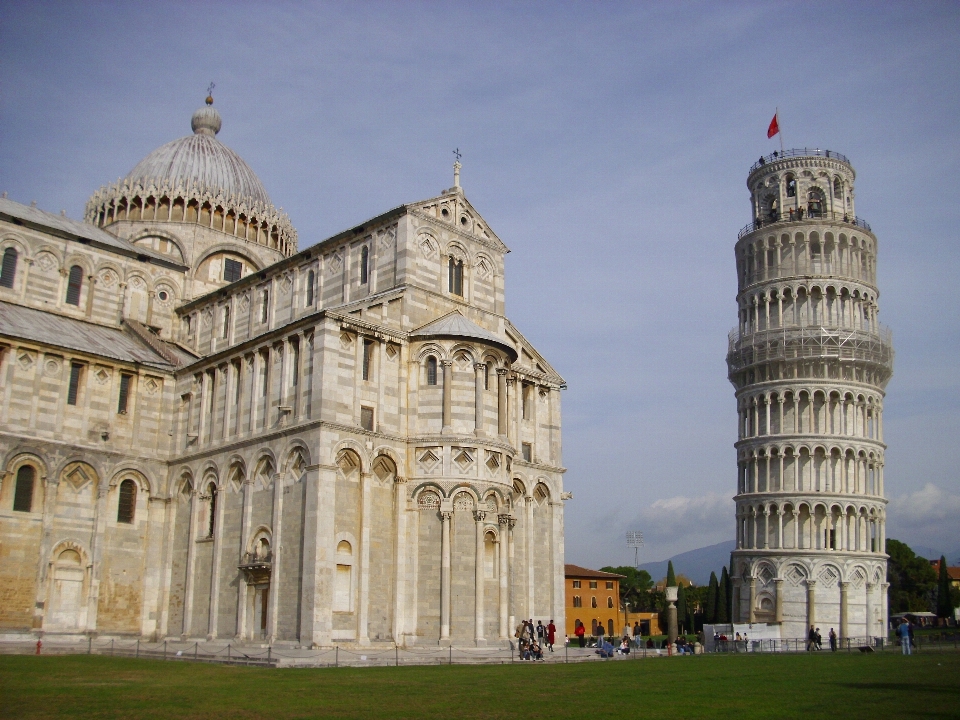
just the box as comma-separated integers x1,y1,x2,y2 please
117,374,131,414
67,363,82,406
66,266,83,305
223,258,242,282
0,248,17,288
117,479,136,523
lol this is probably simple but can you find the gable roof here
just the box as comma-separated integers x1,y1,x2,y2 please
0,300,180,370
408,188,509,254
410,310,518,361
565,564,625,579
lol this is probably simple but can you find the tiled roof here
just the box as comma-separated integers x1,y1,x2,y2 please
564,564,625,579
0,301,177,370
410,310,517,360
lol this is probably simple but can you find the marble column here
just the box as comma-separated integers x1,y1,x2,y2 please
474,363,485,436
441,361,453,432
440,510,452,642
839,581,849,640
392,477,408,644
497,515,511,640
774,579,784,623
865,582,875,639
182,489,199,638
806,580,816,639
474,510,486,645
497,369,508,437
748,576,757,624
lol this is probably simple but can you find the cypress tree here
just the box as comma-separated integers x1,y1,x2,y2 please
677,583,687,634
937,556,952,619
666,560,677,587
705,571,719,624
717,566,730,623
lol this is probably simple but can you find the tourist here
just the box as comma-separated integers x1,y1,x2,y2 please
575,621,586,648
713,631,721,652
646,638,655,649
815,628,823,651
547,620,556,652
633,622,642,648
618,637,630,655
536,620,545,647
898,619,912,655
596,639,615,659
531,641,544,661
807,626,817,652
596,621,605,646
829,628,838,652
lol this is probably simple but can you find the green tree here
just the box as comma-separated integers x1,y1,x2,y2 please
599,566,654,612
705,572,719,624
936,556,960,618
886,539,937,613
666,560,676,587
717,566,730,623
677,583,687,634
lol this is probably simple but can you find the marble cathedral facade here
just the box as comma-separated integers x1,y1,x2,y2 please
0,97,567,646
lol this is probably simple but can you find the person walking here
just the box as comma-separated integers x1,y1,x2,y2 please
815,628,823,651
829,628,837,652
536,620,545,648
547,620,556,652
575,621,586,648
596,620,605,647
807,626,817,652
898,619,912,655
633,622,642,649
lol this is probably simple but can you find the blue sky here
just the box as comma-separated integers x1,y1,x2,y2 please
2,1,959,566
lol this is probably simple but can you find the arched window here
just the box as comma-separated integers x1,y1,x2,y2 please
591,596,598,608
785,175,796,198
484,362,491,390
807,188,825,218
425,356,438,386
260,289,269,323
117,479,136,523
833,177,842,200
66,265,83,306
221,305,230,339
12,465,35,513
573,596,582,608
334,540,353,612
607,596,614,609
207,482,217,537
306,269,315,306
360,246,369,285
607,619,614,637
448,256,463,296
0,247,17,289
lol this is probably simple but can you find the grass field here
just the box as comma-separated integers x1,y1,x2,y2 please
1,652,958,719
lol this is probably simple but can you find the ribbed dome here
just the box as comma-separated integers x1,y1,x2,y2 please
125,100,271,208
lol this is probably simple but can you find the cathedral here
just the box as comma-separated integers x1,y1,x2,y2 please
0,95,568,647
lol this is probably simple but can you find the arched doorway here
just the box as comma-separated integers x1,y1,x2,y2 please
48,548,85,630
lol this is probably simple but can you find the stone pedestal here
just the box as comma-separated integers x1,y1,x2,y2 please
666,586,678,644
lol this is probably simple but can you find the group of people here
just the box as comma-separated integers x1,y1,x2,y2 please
515,619,556,661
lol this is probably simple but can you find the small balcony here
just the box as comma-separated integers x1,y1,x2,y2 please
238,551,273,585
738,210,871,241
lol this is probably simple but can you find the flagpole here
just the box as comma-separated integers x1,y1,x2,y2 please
777,106,784,154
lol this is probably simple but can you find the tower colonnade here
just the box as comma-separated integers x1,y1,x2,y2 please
727,149,893,641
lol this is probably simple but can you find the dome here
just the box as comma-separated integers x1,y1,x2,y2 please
124,99,271,208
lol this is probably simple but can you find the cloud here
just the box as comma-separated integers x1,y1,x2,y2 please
886,483,960,555
630,493,734,559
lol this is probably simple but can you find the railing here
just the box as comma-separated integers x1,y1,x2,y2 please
738,211,871,240
749,148,851,174
6,632,959,667
726,324,894,375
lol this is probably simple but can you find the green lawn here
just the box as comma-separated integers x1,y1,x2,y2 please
1,652,958,719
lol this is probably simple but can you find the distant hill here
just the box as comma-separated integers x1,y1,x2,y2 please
639,540,736,586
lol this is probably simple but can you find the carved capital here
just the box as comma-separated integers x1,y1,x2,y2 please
496,368,508,377
440,511,452,522
473,510,486,522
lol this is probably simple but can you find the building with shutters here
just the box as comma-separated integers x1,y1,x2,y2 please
0,94,568,647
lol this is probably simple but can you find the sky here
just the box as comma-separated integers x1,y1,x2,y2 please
2,1,959,568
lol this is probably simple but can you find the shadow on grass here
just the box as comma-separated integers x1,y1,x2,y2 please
838,682,960,696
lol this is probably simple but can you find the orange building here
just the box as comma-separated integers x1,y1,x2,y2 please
564,564,624,639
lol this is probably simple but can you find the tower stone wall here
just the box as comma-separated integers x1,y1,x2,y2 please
727,149,893,642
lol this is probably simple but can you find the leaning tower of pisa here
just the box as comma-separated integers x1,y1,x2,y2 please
726,149,894,643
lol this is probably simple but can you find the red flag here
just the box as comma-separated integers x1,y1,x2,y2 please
767,113,780,139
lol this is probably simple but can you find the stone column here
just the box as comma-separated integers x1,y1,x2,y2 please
732,581,741,623
357,470,373,646
207,480,227,640
182,489,199,638
839,581,849,641
806,580,816,638
474,510,486,645
266,472,284,643
762,508,770,549
392,477,408,644
474,363,485,436
865,582,875,639
441,360,453,432
497,369,508,437
665,586,678,644
497,514,511,641
774,578,784,623
880,582,890,639
748,576,757,624
299,463,336,647
440,509,452,642
236,476,254,641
